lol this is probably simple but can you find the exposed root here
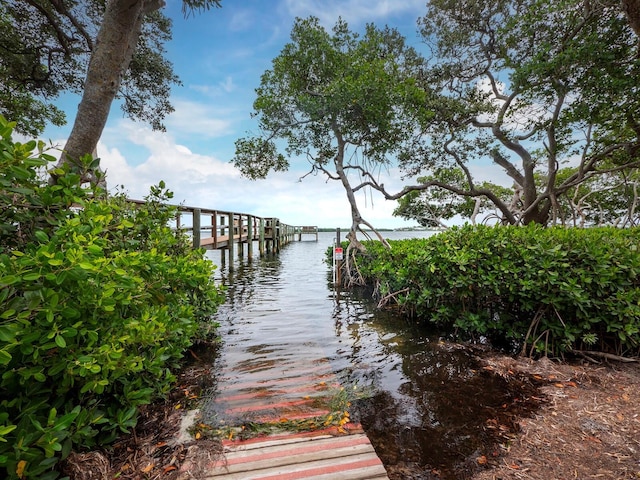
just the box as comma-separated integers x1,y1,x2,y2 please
377,288,410,309
572,350,639,363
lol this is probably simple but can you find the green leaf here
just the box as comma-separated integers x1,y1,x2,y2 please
34,230,49,243
52,413,78,432
22,272,41,281
0,350,12,365
54,335,66,348
0,325,16,342
0,275,19,286
0,425,17,439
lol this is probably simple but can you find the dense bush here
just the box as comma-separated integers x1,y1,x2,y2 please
0,116,224,479
353,225,640,357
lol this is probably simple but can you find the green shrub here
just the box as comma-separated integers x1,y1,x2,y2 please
0,116,224,479
355,225,640,357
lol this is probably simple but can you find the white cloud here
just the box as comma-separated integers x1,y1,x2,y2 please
93,124,409,229
163,99,234,138
282,0,425,28
190,76,237,97
218,76,236,93
229,9,255,31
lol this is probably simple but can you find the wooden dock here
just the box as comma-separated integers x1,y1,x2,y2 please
127,199,317,259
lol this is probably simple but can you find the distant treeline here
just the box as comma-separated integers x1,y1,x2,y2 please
317,227,429,232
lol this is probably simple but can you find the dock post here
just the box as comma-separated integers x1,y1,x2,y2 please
228,212,235,269
220,215,227,263
212,212,218,249
259,218,265,256
247,216,254,258
193,208,201,248
266,218,272,254
238,214,244,258
336,228,342,287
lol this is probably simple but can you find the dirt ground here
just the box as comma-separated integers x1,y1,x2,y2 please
62,351,640,480
472,354,640,480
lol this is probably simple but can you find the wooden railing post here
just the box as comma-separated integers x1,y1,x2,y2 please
212,211,218,249
192,208,201,248
238,214,244,258
247,215,253,257
228,212,235,268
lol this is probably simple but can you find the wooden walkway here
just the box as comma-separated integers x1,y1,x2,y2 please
178,346,388,479
200,431,388,479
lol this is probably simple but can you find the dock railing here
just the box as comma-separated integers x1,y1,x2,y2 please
296,226,318,241
127,200,314,257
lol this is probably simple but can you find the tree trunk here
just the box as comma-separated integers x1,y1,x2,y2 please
57,0,164,182
334,145,367,250
331,123,390,286
623,0,640,37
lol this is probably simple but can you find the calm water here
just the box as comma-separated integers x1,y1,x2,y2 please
203,231,537,479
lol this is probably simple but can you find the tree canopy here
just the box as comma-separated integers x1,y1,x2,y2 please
233,16,432,247
393,0,640,226
393,168,514,228
1,0,177,137
1,0,221,183
235,1,640,232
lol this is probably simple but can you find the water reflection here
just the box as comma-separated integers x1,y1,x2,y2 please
203,233,539,479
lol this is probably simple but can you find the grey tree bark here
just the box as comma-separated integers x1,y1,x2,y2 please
56,0,164,184
622,0,640,37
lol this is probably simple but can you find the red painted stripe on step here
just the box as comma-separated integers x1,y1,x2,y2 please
253,410,331,422
224,362,335,380
214,435,371,467
253,457,384,480
217,373,336,391
221,423,364,446
215,383,341,403
225,398,318,414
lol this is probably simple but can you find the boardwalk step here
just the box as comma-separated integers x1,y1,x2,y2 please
205,433,388,479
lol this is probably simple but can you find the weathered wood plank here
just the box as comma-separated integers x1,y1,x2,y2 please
204,433,388,479
220,434,373,464
216,443,375,472
206,462,387,480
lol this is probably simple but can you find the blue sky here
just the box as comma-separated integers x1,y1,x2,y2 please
40,0,506,229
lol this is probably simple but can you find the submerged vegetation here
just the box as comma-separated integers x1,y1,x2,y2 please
0,116,224,479
195,384,368,443
341,225,640,358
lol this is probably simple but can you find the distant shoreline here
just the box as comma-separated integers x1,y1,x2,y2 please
316,227,443,232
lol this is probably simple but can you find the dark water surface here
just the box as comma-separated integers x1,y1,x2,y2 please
204,231,538,479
